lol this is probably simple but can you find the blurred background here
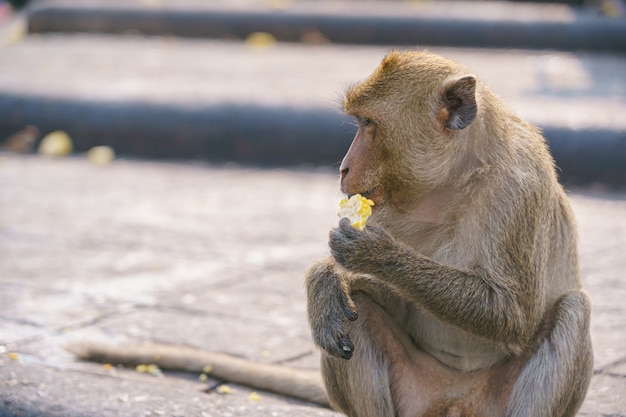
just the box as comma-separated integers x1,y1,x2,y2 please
0,0,625,185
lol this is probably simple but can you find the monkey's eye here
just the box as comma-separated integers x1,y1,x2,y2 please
358,116,373,127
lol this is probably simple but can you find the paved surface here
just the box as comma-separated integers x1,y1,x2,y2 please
1,154,625,416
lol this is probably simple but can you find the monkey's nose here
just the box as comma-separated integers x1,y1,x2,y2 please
340,167,349,181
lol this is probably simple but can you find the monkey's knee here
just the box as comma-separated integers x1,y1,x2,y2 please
322,348,395,417
552,291,594,414
546,290,593,377
304,257,334,285
505,290,593,417
554,290,591,332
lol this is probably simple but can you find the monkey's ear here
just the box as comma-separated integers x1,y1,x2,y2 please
441,75,477,130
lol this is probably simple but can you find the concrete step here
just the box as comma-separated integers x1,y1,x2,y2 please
26,0,626,53
1,16,625,185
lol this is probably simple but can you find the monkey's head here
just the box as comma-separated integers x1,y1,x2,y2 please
340,50,482,208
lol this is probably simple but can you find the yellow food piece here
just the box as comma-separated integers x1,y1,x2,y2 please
87,146,115,165
245,32,277,50
338,194,375,230
3,21,26,46
199,373,208,382
249,391,261,402
38,130,73,157
217,384,231,394
266,0,290,10
7,352,19,361
202,364,213,374
140,0,165,7
103,363,113,371
135,363,163,377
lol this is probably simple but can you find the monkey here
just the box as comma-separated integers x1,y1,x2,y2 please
305,49,593,417
68,49,593,417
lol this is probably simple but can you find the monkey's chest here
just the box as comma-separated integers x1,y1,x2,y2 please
406,311,506,372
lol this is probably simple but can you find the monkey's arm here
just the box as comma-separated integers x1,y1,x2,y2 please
305,258,359,360
329,218,539,352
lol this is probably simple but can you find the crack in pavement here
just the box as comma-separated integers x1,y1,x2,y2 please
595,355,626,375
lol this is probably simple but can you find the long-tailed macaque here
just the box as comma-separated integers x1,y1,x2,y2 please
306,50,592,417
70,50,592,417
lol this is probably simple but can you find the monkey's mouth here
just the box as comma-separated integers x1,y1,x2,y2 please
353,187,377,198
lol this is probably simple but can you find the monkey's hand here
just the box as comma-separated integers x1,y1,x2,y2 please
305,259,358,360
330,218,399,275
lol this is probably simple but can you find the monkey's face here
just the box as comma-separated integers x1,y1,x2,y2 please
341,50,479,205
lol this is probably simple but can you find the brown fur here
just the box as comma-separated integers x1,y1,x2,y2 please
306,50,593,417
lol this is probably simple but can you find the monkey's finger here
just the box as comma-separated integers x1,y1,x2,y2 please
339,291,359,321
318,330,354,360
329,231,350,261
344,308,358,321
329,226,348,246
329,246,348,269
337,335,354,360
338,217,352,228
329,221,360,251
338,218,361,238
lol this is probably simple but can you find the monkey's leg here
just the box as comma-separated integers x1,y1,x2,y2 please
504,290,593,417
321,292,438,417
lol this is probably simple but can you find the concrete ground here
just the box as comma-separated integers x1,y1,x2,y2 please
1,154,625,416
